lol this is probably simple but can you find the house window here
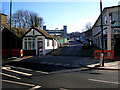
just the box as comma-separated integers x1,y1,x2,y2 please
32,41,35,49
47,39,49,46
24,37,35,50
104,15,107,25
38,38,42,40
24,41,27,50
28,41,32,50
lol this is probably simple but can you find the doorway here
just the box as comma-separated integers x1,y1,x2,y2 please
38,41,43,55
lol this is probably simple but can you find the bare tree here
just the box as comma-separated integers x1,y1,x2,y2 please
11,10,44,29
85,22,92,31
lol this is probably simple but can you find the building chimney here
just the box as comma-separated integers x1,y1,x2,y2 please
1,13,7,24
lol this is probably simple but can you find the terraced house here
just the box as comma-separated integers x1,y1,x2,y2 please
92,5,120,57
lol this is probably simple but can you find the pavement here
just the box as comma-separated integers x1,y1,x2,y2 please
80,60,120,70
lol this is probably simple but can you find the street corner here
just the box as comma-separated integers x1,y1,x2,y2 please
82,61,120,70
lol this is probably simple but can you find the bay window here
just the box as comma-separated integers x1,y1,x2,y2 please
24,38,35,50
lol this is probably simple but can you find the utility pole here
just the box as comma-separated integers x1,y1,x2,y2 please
100,0,104,67
10,0,12,57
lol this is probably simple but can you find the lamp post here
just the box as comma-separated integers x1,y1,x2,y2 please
100,0,104,67
54,28,58,50
10,0,12,57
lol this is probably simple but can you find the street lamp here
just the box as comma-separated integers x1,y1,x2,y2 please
10,0,12,57
100,0,104,67
55,28,58,40
53,28,58,50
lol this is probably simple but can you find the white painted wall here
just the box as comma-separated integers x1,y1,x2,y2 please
23,28,58,55
44,39,57,54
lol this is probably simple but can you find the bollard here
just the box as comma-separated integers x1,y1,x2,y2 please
20,49,23,57
100,53,103,67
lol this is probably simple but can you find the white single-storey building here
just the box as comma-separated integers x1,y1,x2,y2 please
22,26,57,56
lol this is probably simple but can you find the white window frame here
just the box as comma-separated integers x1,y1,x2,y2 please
24,37,35,50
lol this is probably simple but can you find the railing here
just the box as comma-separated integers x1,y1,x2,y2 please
1,49,21,58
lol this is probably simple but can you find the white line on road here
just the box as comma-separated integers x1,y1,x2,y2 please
2,67,32,76
5,65,49,75
1,79,35,86
5,65,32,71
0,72,21,79
88,78,120,85
28,85,41,90
2,79,41,89
36,71,49,74
1,66,11,70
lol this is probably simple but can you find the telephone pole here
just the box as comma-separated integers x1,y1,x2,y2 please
100,0,104,67
10,0,12,57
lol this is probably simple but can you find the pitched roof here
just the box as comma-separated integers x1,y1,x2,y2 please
1,23,28,38
33,26,55,39
1,24,63,40
22,26,63,40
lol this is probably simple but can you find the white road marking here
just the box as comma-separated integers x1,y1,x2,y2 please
28,85,41,90
2,80,41,89
0,72,21,79
1,79,35,86
4,65,49,75
36,71,49,74
5,65,32,71
88,78,120,85
2,67,32,76
2,67,11,70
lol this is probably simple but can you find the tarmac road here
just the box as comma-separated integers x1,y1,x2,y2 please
61,40,96,57
2,40,119,89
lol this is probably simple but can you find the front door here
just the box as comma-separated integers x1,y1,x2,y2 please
38,41,43,55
